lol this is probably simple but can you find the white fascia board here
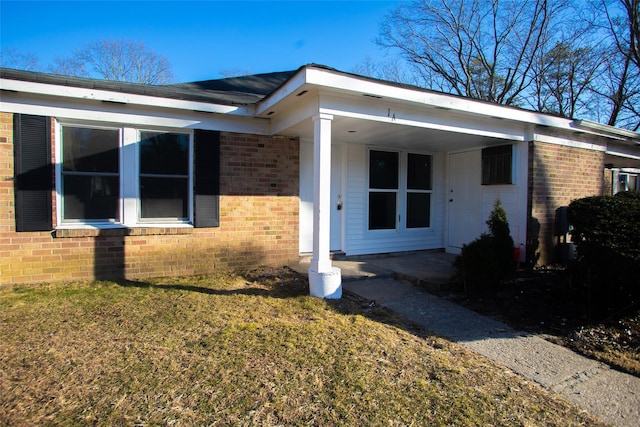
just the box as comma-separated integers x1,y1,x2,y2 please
533,132,607,151
318,93,526,141
1,78,255,116
1,95,270,135
269,96,319,135
605,148,640,161
573,119,640,141
606,151,640,162
256,68,309,116
321,106,524,141
304,68,576,129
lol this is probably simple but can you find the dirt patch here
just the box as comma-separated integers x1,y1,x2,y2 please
435,268,640,377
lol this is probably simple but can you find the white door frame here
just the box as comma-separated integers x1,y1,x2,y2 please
330,143,345,252
446,150,483,253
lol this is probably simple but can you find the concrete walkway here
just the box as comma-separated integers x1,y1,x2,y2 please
292,252,640,427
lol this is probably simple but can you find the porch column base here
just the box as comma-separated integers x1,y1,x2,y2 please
308,267,342,299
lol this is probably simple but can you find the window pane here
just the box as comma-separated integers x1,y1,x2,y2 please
140,177,188,219
63,175,119,220
482,145,512,185
63,127,119,173
369,192,396,230
369,150,398,189
407,153,432,190
407,193,430,228
140,131,189,175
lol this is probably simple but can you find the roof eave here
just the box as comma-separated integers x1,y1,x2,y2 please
0,68,256,116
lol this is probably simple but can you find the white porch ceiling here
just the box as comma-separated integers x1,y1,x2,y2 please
264,89,523,152
279,114,511,152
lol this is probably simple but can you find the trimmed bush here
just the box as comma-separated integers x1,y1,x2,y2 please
454,199,515,292
567,191,640,316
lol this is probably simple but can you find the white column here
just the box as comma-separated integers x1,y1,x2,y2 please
308,113,342,298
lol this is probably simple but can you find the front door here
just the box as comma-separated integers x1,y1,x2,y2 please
330,144,344,251
447,150,483,252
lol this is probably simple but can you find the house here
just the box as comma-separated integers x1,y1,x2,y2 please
1,64,639,296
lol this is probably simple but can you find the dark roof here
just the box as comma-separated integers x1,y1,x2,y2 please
0,67,299,106
168,70,297,97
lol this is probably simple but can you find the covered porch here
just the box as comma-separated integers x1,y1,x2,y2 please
255,66,575,298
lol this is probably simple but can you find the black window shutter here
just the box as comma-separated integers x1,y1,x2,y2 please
193,130,220,228
13,114,53,231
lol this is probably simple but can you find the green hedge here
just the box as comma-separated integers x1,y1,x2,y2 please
567,191,640,315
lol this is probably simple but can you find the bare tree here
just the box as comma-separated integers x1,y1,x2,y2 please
530,42,602,118
0,48,40,71
377,0,562,106
591,0,640,129
620,0,640,70
351,56,417,84
51,39,174,84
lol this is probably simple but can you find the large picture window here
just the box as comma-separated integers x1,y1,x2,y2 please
368,149,433,231
139,131,189,220
61,126,120,221
58,124,192,226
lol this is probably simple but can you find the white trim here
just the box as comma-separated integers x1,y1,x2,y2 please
573,119,640,141
1,95,270,135
365,147,435,236
605,150,640,161
1,78,254,116
55,119,194,229
320,106,526,142
533,133,607,151
257,68,309,116
304,68,578,129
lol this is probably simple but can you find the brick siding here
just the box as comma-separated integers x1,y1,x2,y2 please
528,140,605,265
0,112,300,285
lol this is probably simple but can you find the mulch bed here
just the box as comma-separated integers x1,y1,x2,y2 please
432,268,640,378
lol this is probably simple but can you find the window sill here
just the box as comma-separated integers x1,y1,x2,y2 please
53,224,194,238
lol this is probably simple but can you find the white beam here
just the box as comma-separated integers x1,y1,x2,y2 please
0,95,271,135
308,113,341,299
1,78,254,116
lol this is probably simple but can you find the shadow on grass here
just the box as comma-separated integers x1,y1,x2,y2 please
113,266,310,299
112,266,435,341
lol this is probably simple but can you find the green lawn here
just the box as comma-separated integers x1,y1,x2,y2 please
0,268,607,426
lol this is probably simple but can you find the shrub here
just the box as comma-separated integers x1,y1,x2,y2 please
454,199,515,292
567,191,640,317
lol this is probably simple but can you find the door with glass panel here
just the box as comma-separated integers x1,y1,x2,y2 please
368,149,432,232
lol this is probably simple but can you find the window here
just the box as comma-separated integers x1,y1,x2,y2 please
368,149,433,231
482,145,512,185
61,126,120,222
58,123,193,226
369,150,398,230
406,153,432,228
617,172,639,193
139,131,189,220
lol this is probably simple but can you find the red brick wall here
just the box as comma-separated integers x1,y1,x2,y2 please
0,112,300,285
528,140,605,265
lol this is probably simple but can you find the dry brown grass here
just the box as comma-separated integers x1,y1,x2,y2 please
0,267,608,426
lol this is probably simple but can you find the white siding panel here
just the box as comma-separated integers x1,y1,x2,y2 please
343,144,446,256
478,142,528,252
447,143,529,255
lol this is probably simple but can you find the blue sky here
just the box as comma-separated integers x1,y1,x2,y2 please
0,0,402,82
